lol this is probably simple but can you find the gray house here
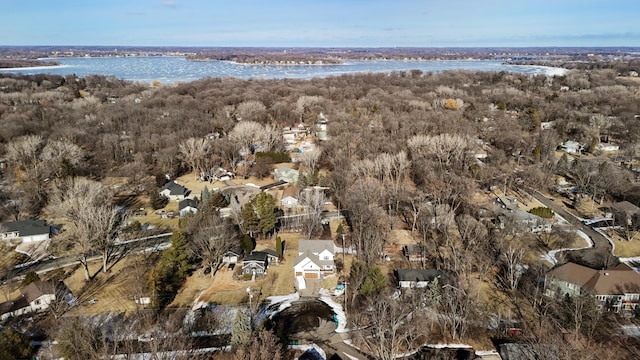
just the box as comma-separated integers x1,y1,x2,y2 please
242,251,269,277
160,181,191,201
0,219,51,243
395,269,443,288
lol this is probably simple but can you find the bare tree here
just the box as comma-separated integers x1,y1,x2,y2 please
354,292,427,360
52,178,128,280
188,215,239,278
178,137,211,179
233,328,285,360
40,140,85,178
299,187,326,238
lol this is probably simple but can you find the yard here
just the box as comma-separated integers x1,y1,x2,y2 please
174,232,304,306
610,231,640,258
64,254,157,316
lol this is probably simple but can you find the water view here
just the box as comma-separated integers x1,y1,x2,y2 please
0,56,565,83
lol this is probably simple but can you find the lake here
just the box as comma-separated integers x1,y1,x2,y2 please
0,56,566,84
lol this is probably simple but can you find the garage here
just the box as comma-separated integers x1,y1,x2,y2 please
304,272,319,279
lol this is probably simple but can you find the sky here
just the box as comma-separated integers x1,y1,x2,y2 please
2,0,639,47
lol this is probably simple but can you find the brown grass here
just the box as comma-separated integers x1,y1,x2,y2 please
64,254,157,316
610,231,640,258
176,233,304,306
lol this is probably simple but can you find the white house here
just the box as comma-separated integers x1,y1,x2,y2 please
560,140,583,154
294,240,335,279
0,219,51,243
596,142,620,152
281,185,299,209
178,199,198,217
159,181,191,201
0,280,71,321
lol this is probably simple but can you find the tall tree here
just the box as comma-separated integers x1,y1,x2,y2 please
52,178,129,279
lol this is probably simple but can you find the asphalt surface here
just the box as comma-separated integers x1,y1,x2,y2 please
8,233,173,278
524,188,618,269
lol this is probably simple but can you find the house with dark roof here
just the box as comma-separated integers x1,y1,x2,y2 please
545,262,640,313
395,269,443,288
178,199,198,217
159,181,191,201
242,251,269,277
0,280,71,321
0,219,51,243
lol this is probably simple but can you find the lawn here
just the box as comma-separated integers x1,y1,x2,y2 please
610,231,640,258
176,232,304,307
64,254,157,316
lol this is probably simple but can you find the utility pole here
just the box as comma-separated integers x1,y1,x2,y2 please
342,233,347,317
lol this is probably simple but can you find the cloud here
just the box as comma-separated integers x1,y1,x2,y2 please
127,11,146,16
162,1,178,8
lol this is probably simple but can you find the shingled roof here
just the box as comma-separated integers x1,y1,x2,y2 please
0,219,51,237
547,262,640,296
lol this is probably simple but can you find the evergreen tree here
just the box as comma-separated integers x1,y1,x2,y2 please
240,234,255,254
276,236,283,258
0,328,33,360
253,192,277,236
242,205,259,236
201,186,210,204
230,310,251,351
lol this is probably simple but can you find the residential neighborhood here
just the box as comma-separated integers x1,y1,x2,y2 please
3,47,640,359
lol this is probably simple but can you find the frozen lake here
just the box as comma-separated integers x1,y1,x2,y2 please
0,56,566,84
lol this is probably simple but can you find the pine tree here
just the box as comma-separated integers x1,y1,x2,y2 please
230,310,251,351
201,186,210,204
253,192,277,236
276,236,283,258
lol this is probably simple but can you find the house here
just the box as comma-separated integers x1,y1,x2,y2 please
395,269,443,288
261,249,280,265
159,181,191,201
223,247,243,264
596,142,619,152
495,210,552,234
281,185,299,209
294,240,335,279
242,251,269,277
545,262,640,313
274,167,299,184
0,280,71,321
560,140,583,154
610,201,640,227
178,199,198,217
402,244,428,262
0,219,51,243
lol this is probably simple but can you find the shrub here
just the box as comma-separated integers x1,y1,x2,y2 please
529,206,554,218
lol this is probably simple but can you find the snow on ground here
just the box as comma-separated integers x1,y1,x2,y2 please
541,229,594,265
290,344,327,359
260,292,300,321
319,295,347,333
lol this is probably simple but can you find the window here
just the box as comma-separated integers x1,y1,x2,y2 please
34,300,40,305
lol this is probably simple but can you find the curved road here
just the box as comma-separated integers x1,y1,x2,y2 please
525,188,612,254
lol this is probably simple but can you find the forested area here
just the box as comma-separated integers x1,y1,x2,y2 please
2,66,640,358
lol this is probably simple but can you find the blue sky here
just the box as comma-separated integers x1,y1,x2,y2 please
2,0,639,47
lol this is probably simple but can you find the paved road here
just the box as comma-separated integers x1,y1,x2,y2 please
8,233,173,278
525,188,612,254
